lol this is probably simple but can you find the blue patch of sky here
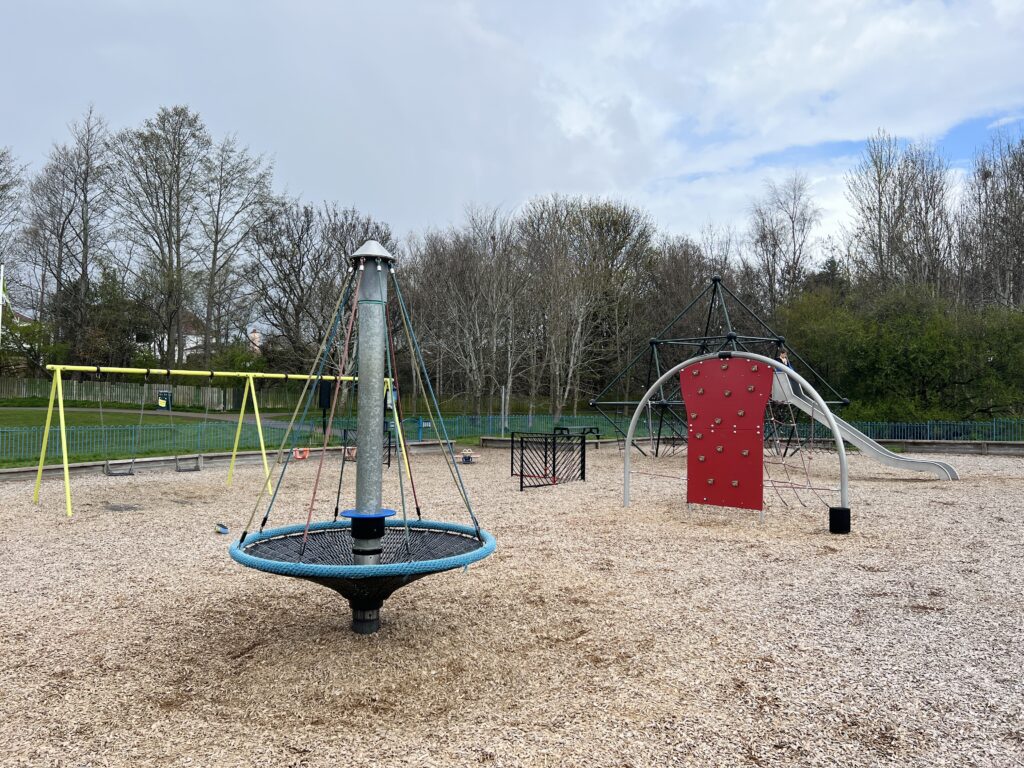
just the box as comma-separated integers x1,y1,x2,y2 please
652,139,867,189
938,113,1023,167
749,139,866,168
734,113,1019,172
658,110,1023,189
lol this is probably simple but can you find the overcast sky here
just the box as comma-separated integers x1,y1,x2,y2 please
3,0,1023,243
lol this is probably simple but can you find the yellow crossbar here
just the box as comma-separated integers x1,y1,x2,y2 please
45,365,356,382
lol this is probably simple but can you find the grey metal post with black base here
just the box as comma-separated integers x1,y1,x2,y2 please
343,240,397,633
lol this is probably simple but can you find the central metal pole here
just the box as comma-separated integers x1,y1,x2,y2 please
354,255,388,528
348,240,397,634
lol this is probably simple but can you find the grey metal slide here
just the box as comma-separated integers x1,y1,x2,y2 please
771,372,959,481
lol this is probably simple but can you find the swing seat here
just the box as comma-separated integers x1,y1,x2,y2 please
175,455,203,472
292,447,310,460
103,460,136,477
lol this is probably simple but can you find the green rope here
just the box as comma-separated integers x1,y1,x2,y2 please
390,268,482,538
383,298,412,555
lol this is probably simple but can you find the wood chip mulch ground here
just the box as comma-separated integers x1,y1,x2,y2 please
1,448,1022,767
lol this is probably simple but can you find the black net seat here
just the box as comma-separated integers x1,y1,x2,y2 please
245,525,482,567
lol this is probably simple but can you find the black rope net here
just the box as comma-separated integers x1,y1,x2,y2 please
243,526,482,566
761,400,841,509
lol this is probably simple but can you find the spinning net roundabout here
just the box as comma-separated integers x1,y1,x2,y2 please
230,518,495,633
229,240,495,633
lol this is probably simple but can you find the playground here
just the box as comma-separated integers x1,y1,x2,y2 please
4,256,1023,767
4,447,1023,766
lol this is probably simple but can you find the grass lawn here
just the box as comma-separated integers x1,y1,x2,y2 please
0,408,208,428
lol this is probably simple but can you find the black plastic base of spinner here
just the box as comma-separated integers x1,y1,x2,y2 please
351,598,384,634
311,574,428,635
829,506,851,534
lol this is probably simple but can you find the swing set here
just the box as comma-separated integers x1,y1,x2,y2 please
32,365,361,517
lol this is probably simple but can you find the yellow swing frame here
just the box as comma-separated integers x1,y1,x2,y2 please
32,365,358,517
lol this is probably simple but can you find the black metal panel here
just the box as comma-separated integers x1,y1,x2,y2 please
510,432,586,491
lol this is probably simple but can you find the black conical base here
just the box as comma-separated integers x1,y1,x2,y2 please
311,575,428,634
351,599,383,634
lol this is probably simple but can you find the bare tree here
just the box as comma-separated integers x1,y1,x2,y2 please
901,143,954,294
845,130,913,286
22,151,75,335
0,147,25,373
746,172,820,315
65,108,114,362
248,199,394,371
646,232,720,339
107,106,211,364
196,135,272,365
0,147,23,264
699,222,739,275
462,207,528,416
409,228,488,411
958,133,1024,308
577,199,656,409
845,133,960,299
517,195,618,419
248,199,333,368
321,203,396,271
405,207,527,415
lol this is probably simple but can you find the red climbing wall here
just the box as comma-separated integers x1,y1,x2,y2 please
680,358,774,511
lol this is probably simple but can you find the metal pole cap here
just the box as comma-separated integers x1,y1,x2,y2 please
350,240,397,265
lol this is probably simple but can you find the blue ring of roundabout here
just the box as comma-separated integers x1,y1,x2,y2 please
229,518,496,580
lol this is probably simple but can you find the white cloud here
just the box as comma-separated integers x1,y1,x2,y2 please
462,0,1024,236
635,155,859,243
2,0,1022,241
987,115,1024,129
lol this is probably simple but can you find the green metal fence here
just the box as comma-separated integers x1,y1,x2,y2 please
767,417,1024,443
405,414,1024,443
4,414,1023,464
3,419,358,464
